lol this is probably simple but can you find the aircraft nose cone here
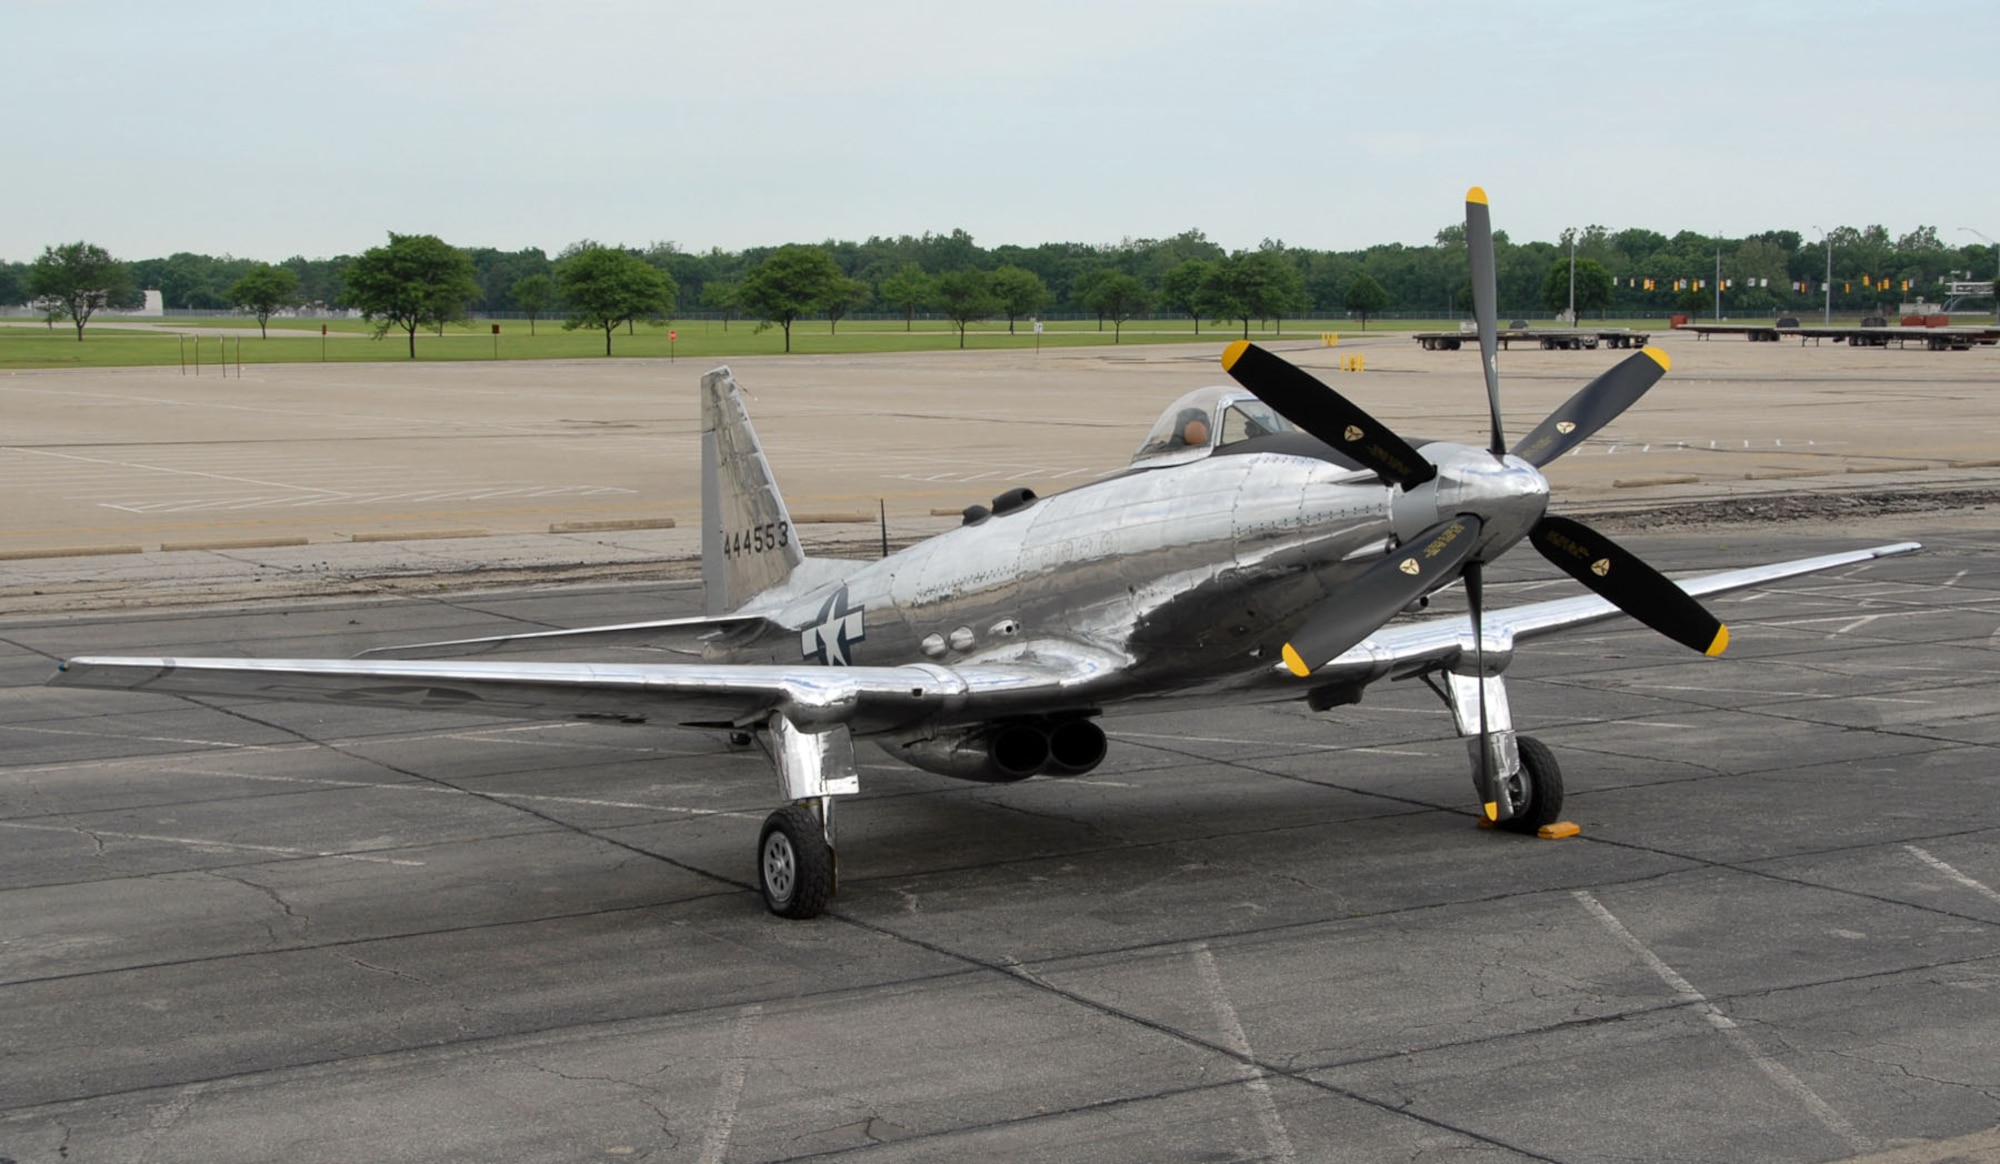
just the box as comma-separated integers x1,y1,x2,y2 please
1432,450,1548,556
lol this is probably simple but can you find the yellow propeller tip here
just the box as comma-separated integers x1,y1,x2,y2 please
1483,801,1499,821
1466,186,1488,205
1221,339,1250,372
1643,346,1670,372
1706,625,1730,656
1280,643,1311,677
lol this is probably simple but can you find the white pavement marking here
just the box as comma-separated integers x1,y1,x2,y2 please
0,819,426,866
1574,890,1871,1154
696,1004,763,1164
0,720,698,777
1190,942,1297,1164
165,767,759,818
1757,610,1933,636
1905,845,2000,906
1111,730,1430,757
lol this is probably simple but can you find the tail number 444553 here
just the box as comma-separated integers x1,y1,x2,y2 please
723,521,790,558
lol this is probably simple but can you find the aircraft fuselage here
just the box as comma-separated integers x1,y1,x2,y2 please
711,440,1550,720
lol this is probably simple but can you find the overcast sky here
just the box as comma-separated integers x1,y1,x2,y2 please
6,0,1995,263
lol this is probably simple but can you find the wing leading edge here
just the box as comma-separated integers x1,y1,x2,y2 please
50,640,1130,734
1298,541,1921,688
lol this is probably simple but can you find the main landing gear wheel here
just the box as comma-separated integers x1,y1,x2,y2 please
1498,735,1564,834
758,805,833,919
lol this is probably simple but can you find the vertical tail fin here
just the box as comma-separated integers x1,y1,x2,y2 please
701,366,804,616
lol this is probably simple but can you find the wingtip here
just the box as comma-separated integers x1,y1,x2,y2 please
1466,186,1488,206
1643,345,1670,372
1221,339,1250,372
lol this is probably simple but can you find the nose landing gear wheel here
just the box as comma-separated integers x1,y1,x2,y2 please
759,804,833,919
1497,735,1564,834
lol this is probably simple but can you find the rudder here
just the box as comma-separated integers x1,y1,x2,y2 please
701,366,804,615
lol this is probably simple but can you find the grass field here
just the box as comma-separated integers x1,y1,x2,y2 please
0,315,1677,370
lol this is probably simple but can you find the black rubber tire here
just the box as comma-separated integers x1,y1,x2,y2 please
758,805,833,919
1498,735,1564,834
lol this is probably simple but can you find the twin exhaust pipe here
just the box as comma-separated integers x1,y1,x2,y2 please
892,718,1108,783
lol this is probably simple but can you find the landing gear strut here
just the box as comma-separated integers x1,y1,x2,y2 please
756,714,858,919
758,800,834,918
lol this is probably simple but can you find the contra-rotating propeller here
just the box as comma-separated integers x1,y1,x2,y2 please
1219,187,1729,818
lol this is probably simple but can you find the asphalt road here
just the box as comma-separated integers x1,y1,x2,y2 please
4,524,1998,1162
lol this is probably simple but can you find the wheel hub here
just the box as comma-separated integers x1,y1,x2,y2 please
762,832,797,904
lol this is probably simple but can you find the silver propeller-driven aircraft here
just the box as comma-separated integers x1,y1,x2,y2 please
54,189,1917,919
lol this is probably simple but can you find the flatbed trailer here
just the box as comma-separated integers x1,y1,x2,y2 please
1411,327,1651,351
1678,321,2000,350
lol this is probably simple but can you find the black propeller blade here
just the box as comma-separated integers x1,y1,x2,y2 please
1509,347,1671,468
1279,515,1482,677
1222,340,1437,490
1465,187,1506,457
1530,514,1729,656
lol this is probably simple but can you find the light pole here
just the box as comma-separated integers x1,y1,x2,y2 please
1814,225,1833,325
1714,243,1723,321
1960,227,1998,322
1565,227,1576,327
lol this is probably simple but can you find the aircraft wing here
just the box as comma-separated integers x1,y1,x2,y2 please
357,613,782,659
1306,541,1921,687
49,640,1129,735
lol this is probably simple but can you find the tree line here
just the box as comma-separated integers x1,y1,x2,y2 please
7,221,1994,347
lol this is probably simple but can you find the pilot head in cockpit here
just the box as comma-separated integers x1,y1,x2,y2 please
1172,408,1210,448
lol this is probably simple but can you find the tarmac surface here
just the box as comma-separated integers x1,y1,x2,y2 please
3,340,2000,1162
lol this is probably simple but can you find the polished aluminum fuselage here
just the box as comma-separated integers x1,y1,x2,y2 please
711,441,1550,724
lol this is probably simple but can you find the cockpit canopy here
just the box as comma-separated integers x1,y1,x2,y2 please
1130,385,1299,468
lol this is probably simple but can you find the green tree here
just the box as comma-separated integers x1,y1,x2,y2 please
557,246,676,355
877,264,935,331
989,265,1050,334
1539,257,1614,319
512,273,555,335
1202,252,1305,338
340,233,479,358
127,252,254,311
1342,272,1390,329
822,274,869,334
225,264,302,338
934,269,998,349
699,279,740,330
1080,272,1152,343
467,246,551,313
1071,268,1113,330
1160,260,1211,334
28,241,134,342
739,244,841,353
1245,250,1307,334
0,261,24,308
